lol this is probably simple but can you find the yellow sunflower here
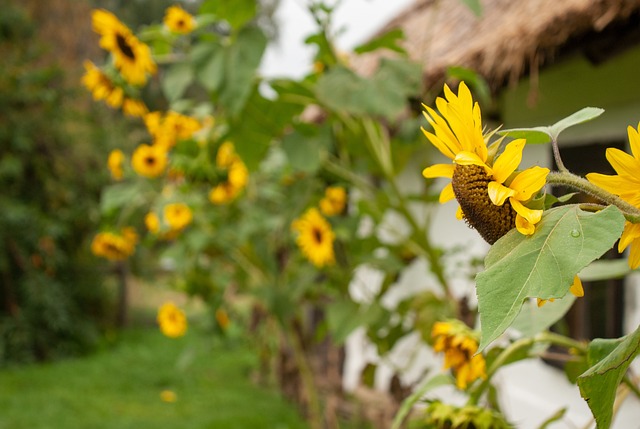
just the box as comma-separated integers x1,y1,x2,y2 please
91,9,157,86
209,142,249,205
81,61,124,108
431,320,486,389
163,203,193,231
291,208,335,268
144,111,201,149
164,5,196,34
587,123,640,269
107,149,125,180
145,212,160,234
122,97,148,117
319,186,347,217
91,227,138,261
131,144,168,178
157,302,187,338
422,82,549,244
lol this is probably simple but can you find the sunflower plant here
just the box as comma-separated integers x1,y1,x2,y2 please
404,82,640,429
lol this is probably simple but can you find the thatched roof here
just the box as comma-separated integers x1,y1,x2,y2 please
352,0,640,92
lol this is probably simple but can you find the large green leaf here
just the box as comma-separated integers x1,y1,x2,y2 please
315,59,422,120
578,327,640,429
218,25,267,116
199,0,257,29
191,42,225,92
161,62,194,102
228,87,304,171
281,123,331,173
476,205,625,350
510,295,576,338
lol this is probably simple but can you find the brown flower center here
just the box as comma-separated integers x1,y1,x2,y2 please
312,227,323,244
451,164,516,244
144,155,156,166
116,33,136,60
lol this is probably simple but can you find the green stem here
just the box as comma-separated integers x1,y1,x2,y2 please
547,171,640,223
551,137,568,173
623,376,640,399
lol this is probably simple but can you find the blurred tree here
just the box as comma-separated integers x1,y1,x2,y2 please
0,0,110,365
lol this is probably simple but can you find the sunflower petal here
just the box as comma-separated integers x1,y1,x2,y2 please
456,205,464,220
488,181,515,206
508,166,550,201
439,183,456,203
423,163,455,179
628,125,640,160
511,198,543,225
569,275,584,298
586,172,631,196
454,151,487,167
606,147,640,178
618,222,640,252
515,214,536,235
492,139,525,183
629,240,640,270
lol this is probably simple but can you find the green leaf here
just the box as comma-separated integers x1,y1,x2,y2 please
353,28,407,55
500,107,604,143
191,43,225,92
578,327,640,429
459,0,482,16
498,127,552,144
199,0,257,29
477,205,625,351
326,300,387,344
315,59,421,120
228,86,303,171
548,107,604,141
161,62,194,102
391,374,452,429
100,182,147,215
281,124,331,173
538,408,567,429
510,295,576,339
218,25,267,116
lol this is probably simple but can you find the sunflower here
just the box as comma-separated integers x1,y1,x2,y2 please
164,5,196,34
91,227,138,261
81,61,124,108
291,208,335,268
144,111,201,149
319,186,347,216
131,144,168,178
107,149,125,180
163,203,193,231
91,9,157,86
587,123,640,269
157,302,187,338
422,82,549,244
122,97,148,117
209,142,249,205
431,320,486,389
145,212,160,233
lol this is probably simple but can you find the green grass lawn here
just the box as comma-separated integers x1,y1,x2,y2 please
0,328,310,429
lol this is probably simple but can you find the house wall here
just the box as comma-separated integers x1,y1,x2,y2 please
345,43,640,428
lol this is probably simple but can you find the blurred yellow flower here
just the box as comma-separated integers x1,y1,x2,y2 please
107,149,125,180
91,227,138,261
160,389,177,403
209,142,249,205
144,111,201,149
291,208,335,268
81,61,124,108
163,203,193,231
91,9,157,85
157,302,187,338
144,212,160,233
319,186,347,216
215,308,230,330
164,5,195,34
431,320,486,389
587,123,640,269
131,144,168,178
122,98,148,117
